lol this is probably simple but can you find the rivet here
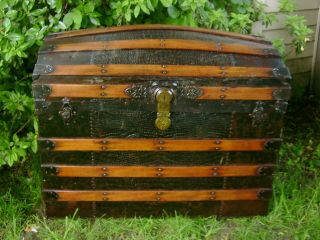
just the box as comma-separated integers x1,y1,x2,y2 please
101,173,107,177
100,92,106,96
220,66,225,70
212,172,219,176
156,192,162,195
210,196,216,200
162,65,167,68
211,191,216,195
101,167,107,171
158,140,164,144
101,146,107,150
214,147,221,151
102,140,107,144
156,197,161,201
156,173,162,177
101,69,106,73
220,95,226,99
102,197,108,201
221,87,227,92
214,140,221,145
161,70,168,74
213,167,219,171
101,64,105,68
159,147,164,150
157,168,163,171
103,192,107,195
101,85,106,89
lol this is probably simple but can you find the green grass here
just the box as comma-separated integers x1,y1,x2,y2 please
1,97,319,240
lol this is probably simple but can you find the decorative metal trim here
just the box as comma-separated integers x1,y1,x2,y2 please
272,88,291,101
179,85,203,99
44,140,55,151
272,67,291,80
59,97,76,125
125,82,202,100
257,189,273,200
44,191,59,200
258,166,274,176
124,85,149,99
43,166,59,176
264,140,281,151
249,101,268,127
274,101,288,114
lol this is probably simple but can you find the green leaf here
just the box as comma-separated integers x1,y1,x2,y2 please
140,3,150,14
7,33,23,41
134,5,140,18
147,0,155,11
63,12,74,28
89,16,100,26
160,0,173,7
72,9,83,29
84,2,95,13
167,5,180,18
125,10,132,22
6,10,17,19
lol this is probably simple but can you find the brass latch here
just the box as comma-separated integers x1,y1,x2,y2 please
154,88,174,130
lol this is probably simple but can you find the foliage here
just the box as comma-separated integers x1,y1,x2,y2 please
272,0,313,57
0,0,313,167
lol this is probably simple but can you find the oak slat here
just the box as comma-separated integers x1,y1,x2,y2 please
39,138,277,151
45,83,288,100
43,65,274,78
46,24,268,44
46,39,276,56
41,164,274,177
44,189,269,202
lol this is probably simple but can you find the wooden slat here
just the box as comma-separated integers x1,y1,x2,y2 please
44,189,270,202
43,83,289,100
44,39,277,56
40,64,274,78
39,138,278,152
42,164,274,178
46,24,269,44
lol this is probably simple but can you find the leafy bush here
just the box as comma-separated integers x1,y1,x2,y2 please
0,0,312,167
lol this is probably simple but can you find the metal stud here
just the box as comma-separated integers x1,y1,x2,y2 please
101,167,107,171
214,140,221,145
220,87,227,92
156,173,162,177
157,168,163,171
214,147,221,151
161,70,168,74
101,85,106,89
101,173,107,177
101,69,106,73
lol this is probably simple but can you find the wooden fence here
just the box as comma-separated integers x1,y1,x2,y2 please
253,0,320,96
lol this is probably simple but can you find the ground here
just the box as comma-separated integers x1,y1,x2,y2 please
0,96,319,240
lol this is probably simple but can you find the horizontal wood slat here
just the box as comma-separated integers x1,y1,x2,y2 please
42,83,289,100
43,39,277,56
39,138,279,152
41,164,274,177
39,65,274,78
46,24,269,44
43,189,271,202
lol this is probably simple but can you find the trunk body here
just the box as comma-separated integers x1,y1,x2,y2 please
32,25,291,217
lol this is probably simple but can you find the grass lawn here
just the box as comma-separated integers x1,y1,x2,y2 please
0,97,319,240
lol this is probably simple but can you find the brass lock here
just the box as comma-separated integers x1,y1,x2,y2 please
154,88,174,130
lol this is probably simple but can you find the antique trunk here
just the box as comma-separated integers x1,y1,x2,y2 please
32,25,291,217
